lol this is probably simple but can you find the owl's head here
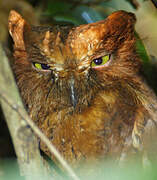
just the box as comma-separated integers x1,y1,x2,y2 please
8,10,141,114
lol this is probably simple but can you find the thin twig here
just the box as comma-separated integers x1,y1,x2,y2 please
0,44,51,180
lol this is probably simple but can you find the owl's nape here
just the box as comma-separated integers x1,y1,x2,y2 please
8,10,157,168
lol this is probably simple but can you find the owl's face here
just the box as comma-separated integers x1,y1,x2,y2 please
9,10,141,114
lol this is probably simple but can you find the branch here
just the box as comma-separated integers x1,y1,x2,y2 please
0,44,80,180
0,44,50,179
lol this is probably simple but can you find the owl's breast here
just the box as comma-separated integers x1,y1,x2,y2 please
39,91,137,165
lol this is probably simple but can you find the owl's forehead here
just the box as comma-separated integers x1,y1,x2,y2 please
67,22,107,60
35,22,107,65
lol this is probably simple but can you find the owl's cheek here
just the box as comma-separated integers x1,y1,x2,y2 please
92,68,107,78
92,61,111,70
31,66,52,75
13,50,29,66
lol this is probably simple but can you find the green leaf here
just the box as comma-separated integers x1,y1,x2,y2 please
53,14,81,25
136,32,157,93
100,0,135,11
135,32,150,64
45,1,72,16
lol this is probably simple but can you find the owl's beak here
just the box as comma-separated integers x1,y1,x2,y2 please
69,77,78,108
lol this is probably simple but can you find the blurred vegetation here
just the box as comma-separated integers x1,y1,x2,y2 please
0,0,157,179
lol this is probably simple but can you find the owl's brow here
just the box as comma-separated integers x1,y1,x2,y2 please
31,44,41,52
29,44,51,63
31,26,53,33
91,50,110,60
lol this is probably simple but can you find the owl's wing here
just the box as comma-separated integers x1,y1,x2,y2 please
132,80,157,167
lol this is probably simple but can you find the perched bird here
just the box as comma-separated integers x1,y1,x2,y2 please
8,10,157,167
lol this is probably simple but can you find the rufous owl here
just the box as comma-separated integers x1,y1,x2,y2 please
8,10,157,167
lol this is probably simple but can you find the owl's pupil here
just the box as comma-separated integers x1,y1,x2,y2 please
94,58,102,65
41,63,50,70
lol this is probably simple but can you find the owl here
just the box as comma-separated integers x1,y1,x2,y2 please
8,10,157,167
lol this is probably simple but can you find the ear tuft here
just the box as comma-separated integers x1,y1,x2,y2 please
108,10,136,24
8,10,29,51
106,10,136,37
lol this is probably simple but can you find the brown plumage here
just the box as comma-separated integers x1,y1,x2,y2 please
8,10,157,167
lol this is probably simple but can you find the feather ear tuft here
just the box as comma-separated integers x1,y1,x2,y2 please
8,10,30,51
106,10,136,38
108,10,136,24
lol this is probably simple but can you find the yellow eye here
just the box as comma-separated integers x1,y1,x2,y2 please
91,55,110,68
34,63,42,69
33,63,50,70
